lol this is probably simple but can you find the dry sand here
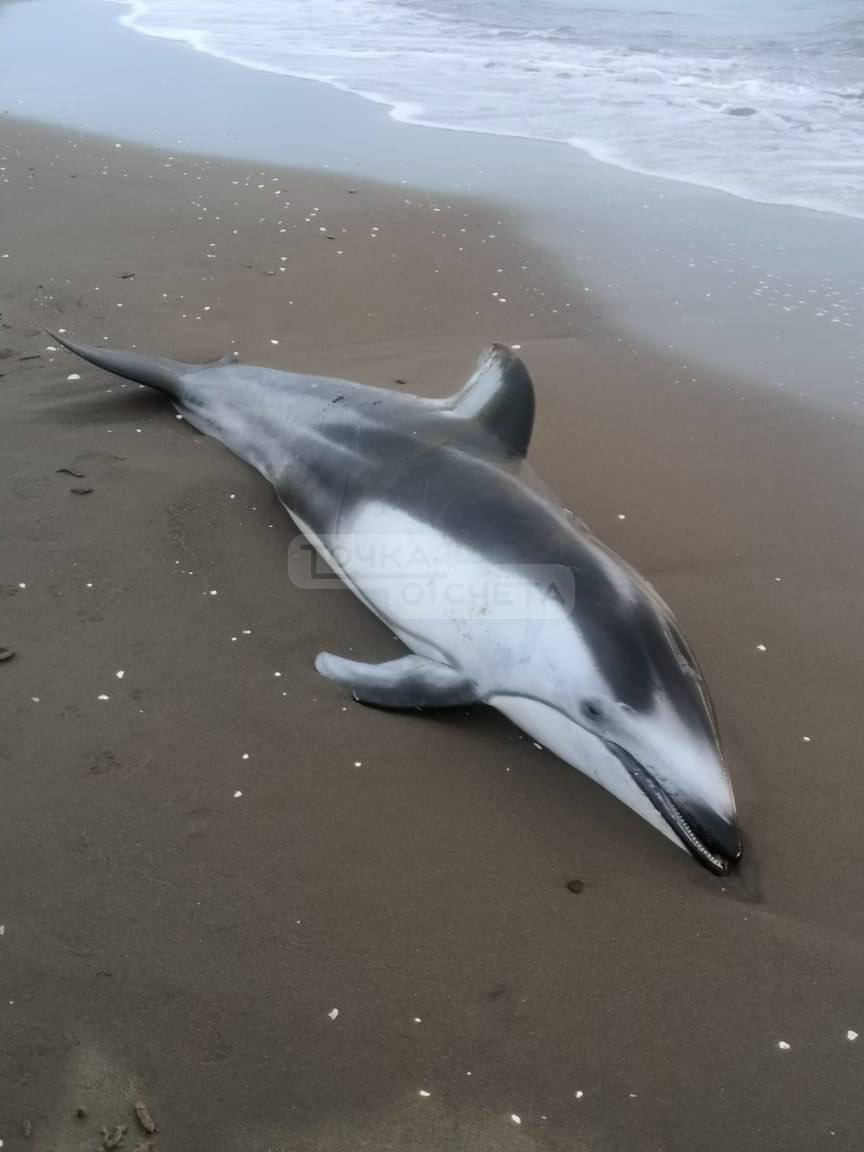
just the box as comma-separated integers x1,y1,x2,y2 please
1,118,863,1151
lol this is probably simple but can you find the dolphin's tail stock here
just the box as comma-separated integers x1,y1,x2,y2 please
49,332,190,399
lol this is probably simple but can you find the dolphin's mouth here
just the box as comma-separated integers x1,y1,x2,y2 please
605,742,741,876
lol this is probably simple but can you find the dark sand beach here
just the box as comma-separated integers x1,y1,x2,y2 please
2,110,864,1152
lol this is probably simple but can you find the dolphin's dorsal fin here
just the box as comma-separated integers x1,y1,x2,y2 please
446,344,535,457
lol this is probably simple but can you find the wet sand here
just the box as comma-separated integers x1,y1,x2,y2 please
1,118,863,1151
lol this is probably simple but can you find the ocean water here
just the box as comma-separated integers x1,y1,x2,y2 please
114,0,864,219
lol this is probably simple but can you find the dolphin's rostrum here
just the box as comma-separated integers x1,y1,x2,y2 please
53,333,742,874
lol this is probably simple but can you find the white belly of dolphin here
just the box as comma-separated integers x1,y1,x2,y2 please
314,501,573,677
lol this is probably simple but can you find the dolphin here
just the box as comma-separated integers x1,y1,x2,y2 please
52,333,742,873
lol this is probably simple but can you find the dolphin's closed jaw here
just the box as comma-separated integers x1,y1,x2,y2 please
605,742,742,875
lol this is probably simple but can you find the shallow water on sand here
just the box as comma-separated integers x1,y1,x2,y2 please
117,0,864,220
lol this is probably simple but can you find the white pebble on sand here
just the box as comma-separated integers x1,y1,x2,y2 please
778,1041,791,1050
97,695,110,702
418,1090,431,1098
115,670,125,679
847,1030,858,1041
756,644,767,652
67,373,81,381
233,790,243,799
511,1114,522,1126
328,1008,339,1021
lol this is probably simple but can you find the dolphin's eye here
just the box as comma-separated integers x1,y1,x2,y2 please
581,699,606,724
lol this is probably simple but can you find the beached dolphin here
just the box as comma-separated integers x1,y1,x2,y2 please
53,333,742,873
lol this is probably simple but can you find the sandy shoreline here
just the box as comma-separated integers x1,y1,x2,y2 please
2,117,864,1150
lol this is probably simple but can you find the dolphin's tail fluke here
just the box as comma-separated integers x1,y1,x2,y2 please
49,332,189,399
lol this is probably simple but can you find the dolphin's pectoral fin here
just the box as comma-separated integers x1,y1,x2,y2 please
315,652,479,709
446,343,535,457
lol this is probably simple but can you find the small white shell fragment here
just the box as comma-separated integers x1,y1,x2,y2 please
413,1017,422,1023
115,670,125,680
511,1114,522,1126
67,373,81,381
778,1040,790,1050
756,644,767,652
270,338,280,345
209,589,218,596
617,513,627,520
233,790,243,799
354,760,362,768
418,1090,431,1098
575,1090,584,1099
847,1030,858,1041
328,1008,339,1021
97,694,110,702
802,736,811,743
241,753,250,761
